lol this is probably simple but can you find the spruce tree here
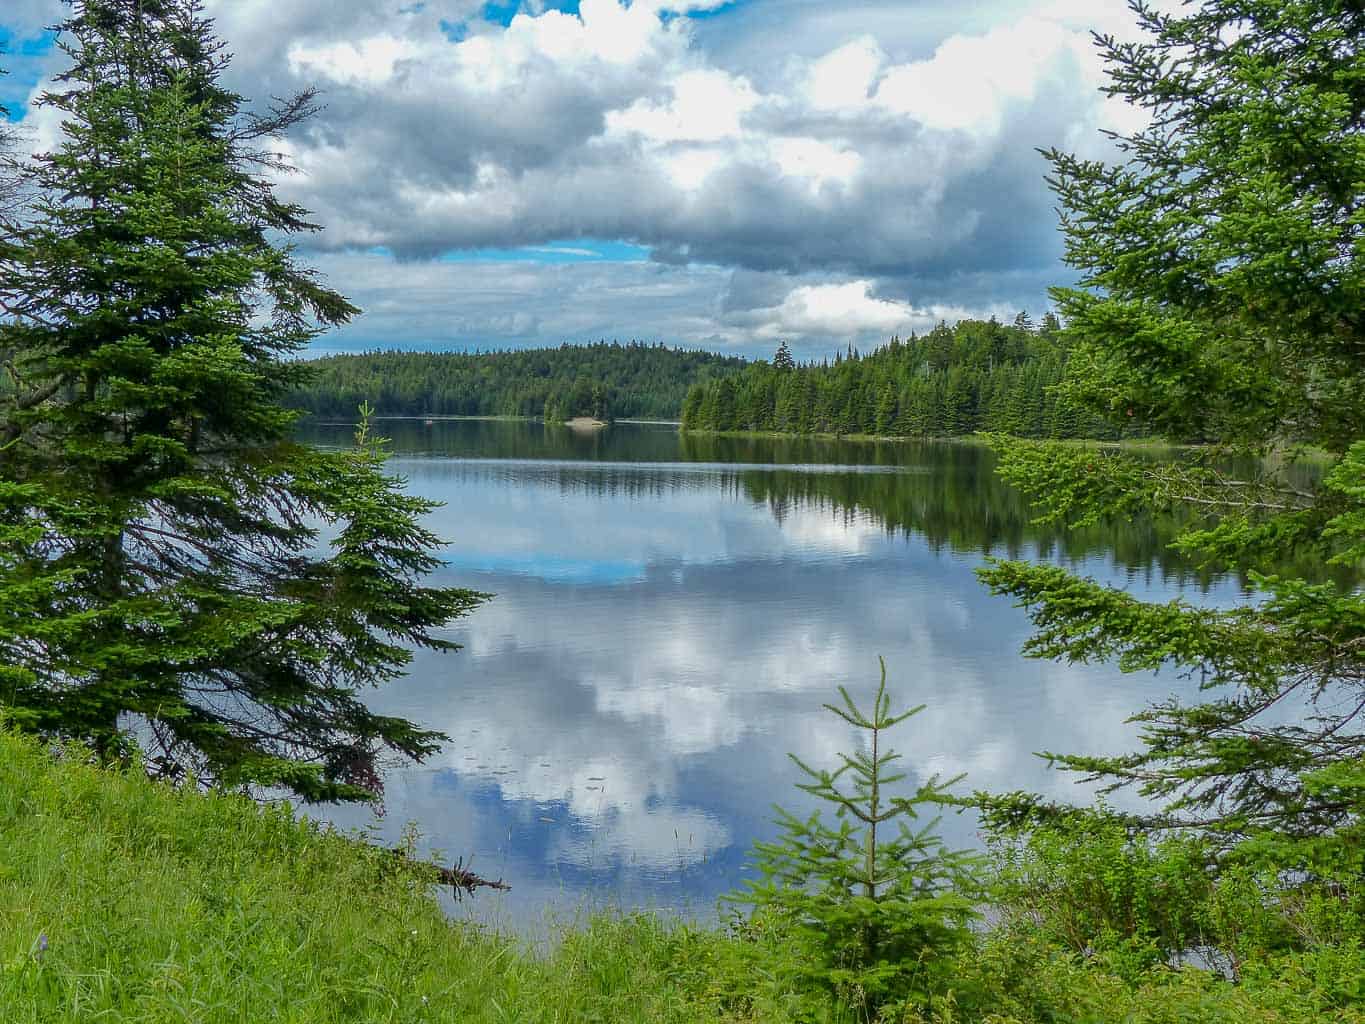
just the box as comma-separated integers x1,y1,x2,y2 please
0,0,486,801
979,0,1365,852
735,659,977,1017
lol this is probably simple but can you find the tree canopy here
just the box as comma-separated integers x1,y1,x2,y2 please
288,342,746,423
978,0,1365,856
0,0,486,802
680,316,1116,441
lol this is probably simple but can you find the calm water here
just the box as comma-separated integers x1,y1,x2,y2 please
301,419,1247,929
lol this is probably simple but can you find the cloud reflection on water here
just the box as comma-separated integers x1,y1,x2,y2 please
309,425,1238,926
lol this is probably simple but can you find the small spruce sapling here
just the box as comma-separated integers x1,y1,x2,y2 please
734,658,978,1017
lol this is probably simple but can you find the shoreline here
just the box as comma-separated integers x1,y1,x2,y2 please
298,416,1324,460
679,426,1179,449
304,412,1161,448
304,414,680,428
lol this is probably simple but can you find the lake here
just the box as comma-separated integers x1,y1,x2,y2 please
301,419,1247,930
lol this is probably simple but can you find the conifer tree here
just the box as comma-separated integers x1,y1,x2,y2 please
979,0,1365,851
873,378,898,436
736,659,977,1016
0,0,486,801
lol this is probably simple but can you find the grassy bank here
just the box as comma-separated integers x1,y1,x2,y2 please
0,731,736,1023
2,730,1360,1023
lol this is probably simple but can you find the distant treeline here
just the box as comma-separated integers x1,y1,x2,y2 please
288,342,748,421
681,315,1124,440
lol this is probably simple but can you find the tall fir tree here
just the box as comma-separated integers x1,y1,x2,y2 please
772,339,795,372
0,0,486,801
978,0,1365,854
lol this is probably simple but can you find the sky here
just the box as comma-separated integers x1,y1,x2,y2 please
0,0,1151,360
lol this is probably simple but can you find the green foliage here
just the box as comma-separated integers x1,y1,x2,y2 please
733,660,979,1019
938,926,1364,1024
288,342,747,422
681,317,1114,441
3,726,1360,1023
0,728,742,1023
0,0,486,801
1044,1,1365,454
976,0,1365,858
987,817,1214,977
963,815,1365,1022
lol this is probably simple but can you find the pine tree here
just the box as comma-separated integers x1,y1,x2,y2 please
873,378,898,436
979,0,1365,851
679,383,704,430
0,0,487,801
735,659,977,1017
772,339,795,372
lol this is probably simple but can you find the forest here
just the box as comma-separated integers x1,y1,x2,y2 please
681,315,1129,439
288,342,747,421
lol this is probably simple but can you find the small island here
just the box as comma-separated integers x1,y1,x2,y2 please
563,415,609,430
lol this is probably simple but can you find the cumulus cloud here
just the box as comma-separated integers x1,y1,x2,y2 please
746,281,919,339
2,0,1152,352
208,0,1146,279
296,452,1228,903
306,251,1019,358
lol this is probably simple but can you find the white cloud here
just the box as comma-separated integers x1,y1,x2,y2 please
803,36,884,112
3,0,1153,352
769,138,862,192
300,249,1030,358
749,281,915,338
875,19,1086,135
608,68,759,143
236,0,1145,283
287,35,429,86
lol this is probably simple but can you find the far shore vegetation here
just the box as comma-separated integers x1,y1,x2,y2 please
681,319,1142,442
288,342,746,424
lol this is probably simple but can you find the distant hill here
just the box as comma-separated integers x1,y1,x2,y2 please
288,342,748,422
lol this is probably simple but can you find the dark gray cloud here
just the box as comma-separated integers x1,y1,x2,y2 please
246,1,1140,292
3,0,1144,353
307,251,1025,360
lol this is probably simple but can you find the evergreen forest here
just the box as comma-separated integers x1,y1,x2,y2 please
288,342,747,422
681,315,1131,440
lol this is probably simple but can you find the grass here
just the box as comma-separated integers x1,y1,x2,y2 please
3,728,1361,1023
0,730,742,1023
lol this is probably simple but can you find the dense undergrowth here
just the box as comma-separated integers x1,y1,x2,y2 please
2,728,1360,1023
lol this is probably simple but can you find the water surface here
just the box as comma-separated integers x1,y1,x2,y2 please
302,420,1246,929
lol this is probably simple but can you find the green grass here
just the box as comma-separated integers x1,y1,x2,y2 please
3,729,1360,1023
0,731,743,1023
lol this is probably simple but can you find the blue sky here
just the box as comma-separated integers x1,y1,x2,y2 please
0,26,54,116
0,0,1148,358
